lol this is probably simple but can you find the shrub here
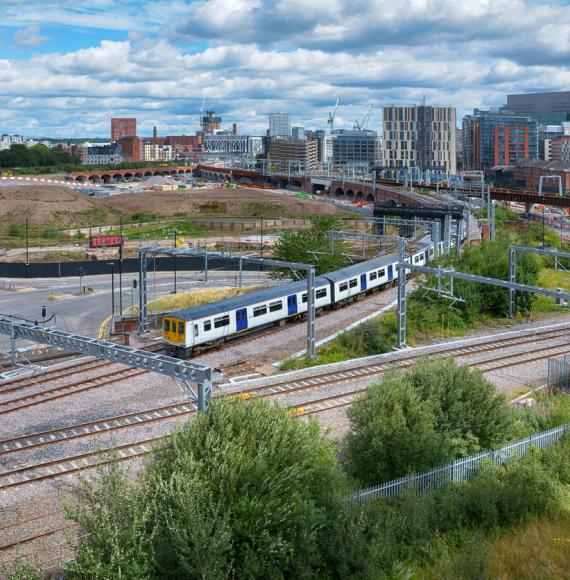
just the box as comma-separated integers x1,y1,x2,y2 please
66,399,350,579
345,372,451,485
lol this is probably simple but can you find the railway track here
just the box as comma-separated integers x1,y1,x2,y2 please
0,359,115,395
0,401,196,457
295,342,570,416
1,327,568,492
0,367,147,415
232,327,570,400
0,327,568,569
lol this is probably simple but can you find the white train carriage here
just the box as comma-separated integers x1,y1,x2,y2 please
163,277,332,355
163,237,441,357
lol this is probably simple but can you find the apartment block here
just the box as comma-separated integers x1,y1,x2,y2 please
111,118,136,141
383,105,456,173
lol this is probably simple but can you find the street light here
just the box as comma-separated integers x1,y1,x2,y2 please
107,262,115,324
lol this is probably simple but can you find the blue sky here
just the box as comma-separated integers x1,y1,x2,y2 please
0,0,569,138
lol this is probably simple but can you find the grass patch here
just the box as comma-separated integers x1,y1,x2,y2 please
196,201,228,214
110,220,205,241
133,285,264,314
245,202,283,217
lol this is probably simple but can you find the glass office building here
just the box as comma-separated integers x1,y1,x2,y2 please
462,110,537,169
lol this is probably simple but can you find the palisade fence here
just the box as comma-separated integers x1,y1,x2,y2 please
349,423,569,504
548,354,570,393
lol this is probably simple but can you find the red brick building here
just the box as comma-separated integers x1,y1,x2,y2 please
111,118,137,141
513,159,570,194
117,136,142,163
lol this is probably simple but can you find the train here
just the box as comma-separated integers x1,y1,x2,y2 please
162,238,442,357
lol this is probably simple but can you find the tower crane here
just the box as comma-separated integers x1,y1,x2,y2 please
199,95,206,131
327,97,340,133
354,104,373,131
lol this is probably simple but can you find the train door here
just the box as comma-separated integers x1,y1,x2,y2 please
387,264,394,281
236,308,248,331
287,294,298,315
360,273,367,291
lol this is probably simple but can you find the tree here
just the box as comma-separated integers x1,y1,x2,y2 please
405,358,512,455
344,358,513,486
271,215,350,278
65,399,349,579
345,372,451,485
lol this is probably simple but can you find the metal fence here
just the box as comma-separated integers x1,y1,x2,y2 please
349,423,568,503
548,355,570,393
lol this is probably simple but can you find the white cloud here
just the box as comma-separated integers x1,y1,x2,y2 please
0,1,569,136
12,25,49,47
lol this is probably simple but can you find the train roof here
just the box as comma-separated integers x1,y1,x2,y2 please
170,276,330,321
322,253,397,283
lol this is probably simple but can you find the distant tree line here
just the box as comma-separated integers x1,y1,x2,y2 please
0,144,79,168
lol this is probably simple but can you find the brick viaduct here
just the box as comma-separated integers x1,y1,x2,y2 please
66,166,194,184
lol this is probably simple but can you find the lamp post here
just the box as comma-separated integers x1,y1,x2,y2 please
542,206,546,249
173,228,178,294
107,262,115,327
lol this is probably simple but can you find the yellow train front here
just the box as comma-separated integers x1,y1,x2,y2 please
162,315,190,357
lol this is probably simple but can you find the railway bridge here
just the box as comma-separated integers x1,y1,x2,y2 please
195,165,441,207
66,165,195,184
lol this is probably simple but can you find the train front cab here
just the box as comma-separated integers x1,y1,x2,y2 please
163,316,190,357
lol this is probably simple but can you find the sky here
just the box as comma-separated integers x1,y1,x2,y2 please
0,0,569,138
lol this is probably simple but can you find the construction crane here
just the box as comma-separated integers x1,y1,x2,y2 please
327,97,340,133
199,95,206,131
354,104,373,131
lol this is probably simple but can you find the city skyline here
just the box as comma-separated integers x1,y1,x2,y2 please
1,0,570,137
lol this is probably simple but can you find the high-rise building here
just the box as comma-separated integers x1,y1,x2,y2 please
383,105,456,173
331,129,378,166
111,118,137,141
200,111,222,134
504,91,570,125
269,112,291,138
462,109,537,170
269,138,318,168
539,122,570,160
550,137,570,163
292,126,305,140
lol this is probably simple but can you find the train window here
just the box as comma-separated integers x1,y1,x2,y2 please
369,271,377,281
204,320,212,332
414,255,421,263
253,305,267,317
349,278,358,288
178,322,185,334
316,288,327,299
269,301,283,312
194,325,199,337
339,282,348,292
164,319,171,332
214,315,230,328
302,293,307,303
378,269,385,277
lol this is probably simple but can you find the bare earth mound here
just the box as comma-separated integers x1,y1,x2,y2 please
0,187,347,232
105,188,345,217
0,186,105,226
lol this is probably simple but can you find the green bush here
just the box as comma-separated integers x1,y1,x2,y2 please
130,212,157,222
345,372,451,485
344,358,512,485
65,399,350,579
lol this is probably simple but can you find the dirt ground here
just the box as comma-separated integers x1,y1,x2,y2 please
0,185,346,230
104,188,344,218
0,186,104,226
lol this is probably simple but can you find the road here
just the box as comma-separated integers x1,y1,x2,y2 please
0,269,270,351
